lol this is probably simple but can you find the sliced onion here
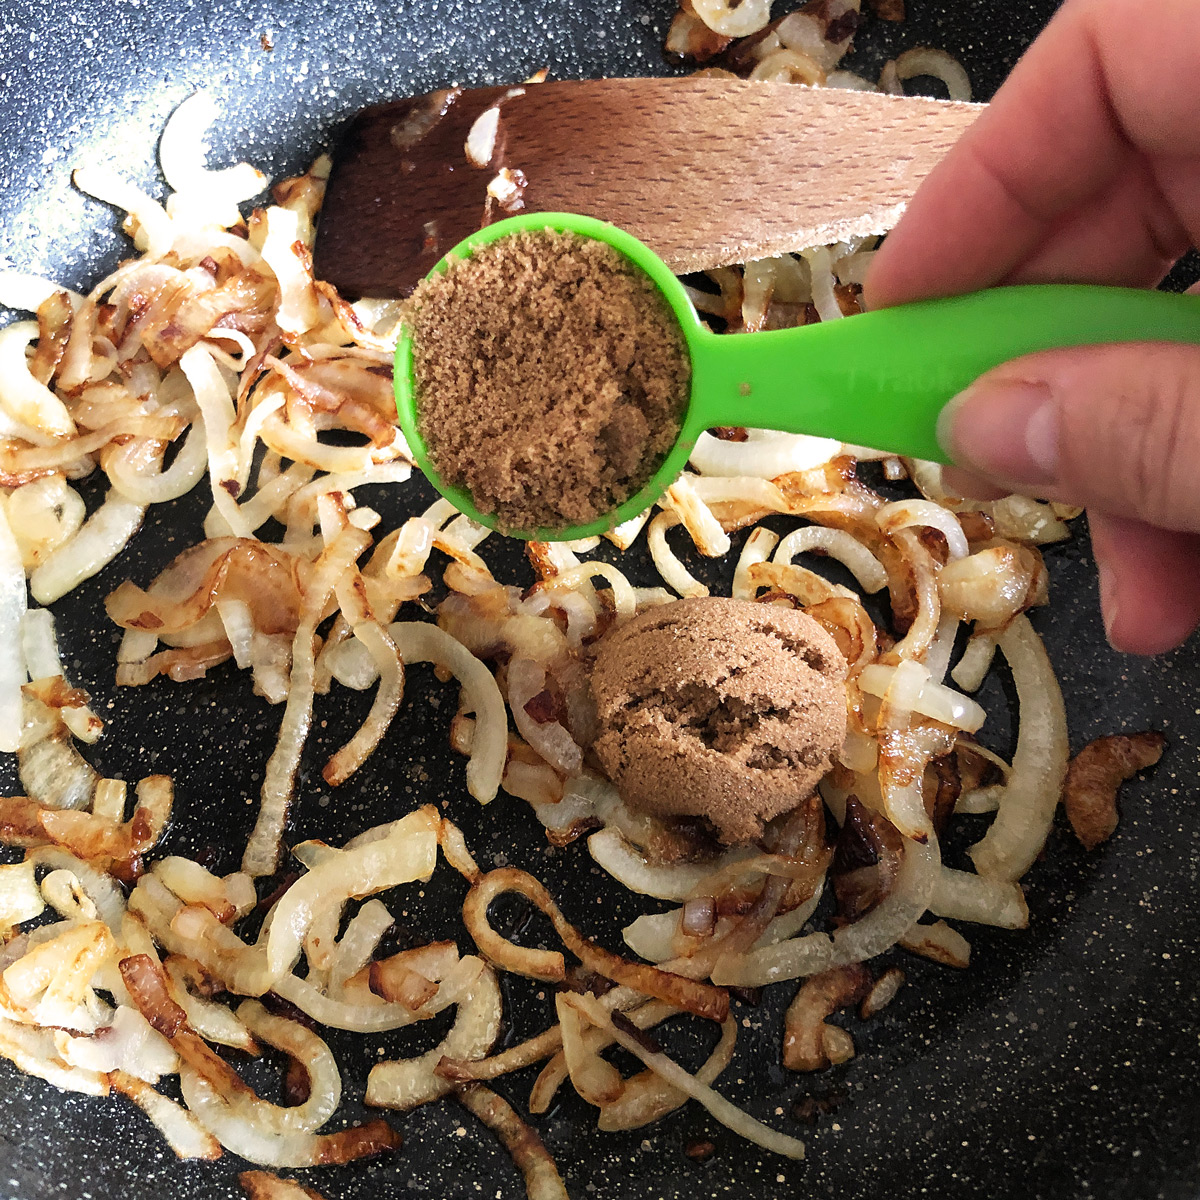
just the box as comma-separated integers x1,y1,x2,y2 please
25,847,126,934
388,622,507,803
57,1004,178,1082
647,511,708,599
0,860,45,928
588,828,759,903
877,499,969,560
455,1083,569,1200
107,419,208,504
690,0,771,37
711,837,940,987
179,1068,399,1168
365,959,500,1109
567,992,804,1159
507,657,582,776
0,504,26,752
29,492,146,605
73,167,174,259
859,662,985,733
110,1070,222,1160
894,47,972,102
969,616,1068,881
930,867,1028,929
0,321,76,438
773,525,888,593
265,807,437,980
732,526,779,600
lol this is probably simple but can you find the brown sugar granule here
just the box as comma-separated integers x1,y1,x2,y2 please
409,230,690,532
590,597,848,845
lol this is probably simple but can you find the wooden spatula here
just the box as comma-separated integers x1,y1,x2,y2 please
313,76,981,299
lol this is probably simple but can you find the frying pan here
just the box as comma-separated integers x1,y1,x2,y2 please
2,2,1199,1198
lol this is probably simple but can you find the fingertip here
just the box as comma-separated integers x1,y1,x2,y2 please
1089,513,1200,656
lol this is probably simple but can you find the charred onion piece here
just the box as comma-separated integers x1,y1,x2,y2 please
782,965,871,1072
1063,732,1165,851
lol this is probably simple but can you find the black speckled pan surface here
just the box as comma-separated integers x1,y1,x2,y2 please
2,2,1199,1198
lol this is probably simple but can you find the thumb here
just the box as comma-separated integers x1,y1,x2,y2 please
936,341,1200,532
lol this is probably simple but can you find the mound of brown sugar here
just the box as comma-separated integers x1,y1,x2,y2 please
590,597,848,845
409,229,690,533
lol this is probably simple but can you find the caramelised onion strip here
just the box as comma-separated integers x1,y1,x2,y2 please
782,965,871,1072
365,959,500,1110
25,847,125,933
877,499,969,561
773,525,888,594
110,1070,222,1161
463,868,729,1022
163,957,259,1053
556,990,623,1106
663,476,731,558
568,992,804,1160
951,631,998,692
265,807,437,980
180,1067,401,1169
0,860,45,929
0,320,75,438
969,616,1068,881
899,919,971,968
387,622,506,803
106,419,208,505
242,524,370,877
545,561,636,619
0,1014,108,1096
455,1082,569,1200
746,559,856,604
237,1170,329,1200
436,1024,567,1086
711,836,940,987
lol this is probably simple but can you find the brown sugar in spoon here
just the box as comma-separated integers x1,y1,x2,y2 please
312,76,983,298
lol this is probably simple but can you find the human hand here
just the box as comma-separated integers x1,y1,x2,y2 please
865,0,1200,655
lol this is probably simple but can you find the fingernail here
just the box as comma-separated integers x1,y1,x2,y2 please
1097,560,1120,645
937,379,1060,488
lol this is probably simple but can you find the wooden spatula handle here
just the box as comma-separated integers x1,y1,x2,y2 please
314,77,981,298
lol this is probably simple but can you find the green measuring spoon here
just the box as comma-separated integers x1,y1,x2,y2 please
395,212,1200,541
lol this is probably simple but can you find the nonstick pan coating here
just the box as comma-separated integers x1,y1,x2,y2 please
1,2,1198,1198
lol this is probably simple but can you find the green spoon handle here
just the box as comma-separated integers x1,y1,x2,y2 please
684,284,1200,463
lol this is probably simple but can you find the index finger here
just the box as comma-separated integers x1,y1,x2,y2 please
865,0,1200,308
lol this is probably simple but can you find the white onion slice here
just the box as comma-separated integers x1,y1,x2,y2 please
389,622,507,802
859,662,985,733
73,167,174,258
0,321,76,438
647,511,708,599
969,616,1069,881
930,867,1028,929
711,837,940,987
0,861,45,928
690,429,840,479
29,492,146,605
732,526,779,600
774,525,888,593
0,503,26,751
265,808,438,980
365,959,500,1109
507,657,582,777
